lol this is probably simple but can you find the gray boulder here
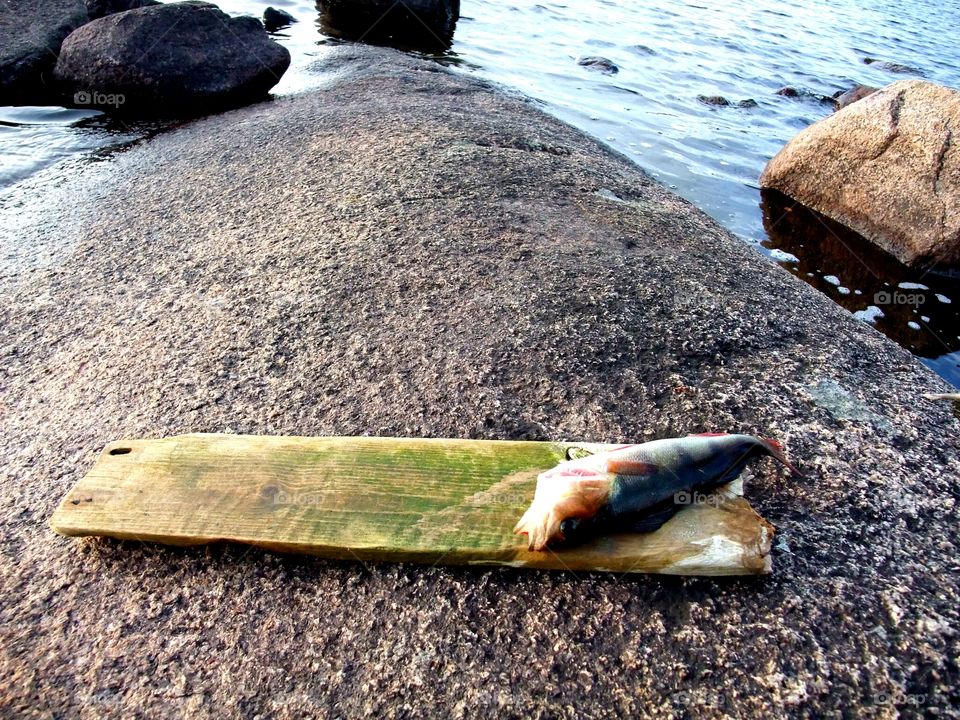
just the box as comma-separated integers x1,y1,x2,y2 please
0,0,90,104
0,0,157,105
54,1,291,115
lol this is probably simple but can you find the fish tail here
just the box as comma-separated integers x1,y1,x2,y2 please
758,437,803,477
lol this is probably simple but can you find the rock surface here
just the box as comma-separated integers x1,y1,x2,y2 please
697,95,757,109
762,80,960,272
54,1,291,115
1,46,958,718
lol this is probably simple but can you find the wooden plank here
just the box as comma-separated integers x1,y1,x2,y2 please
50,434,775,576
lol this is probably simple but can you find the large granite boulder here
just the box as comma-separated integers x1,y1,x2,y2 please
761,80,960,272
0,0,156,105
0,0,91,104
54,1,291,115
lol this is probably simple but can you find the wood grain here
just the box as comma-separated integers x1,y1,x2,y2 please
50,434,775,575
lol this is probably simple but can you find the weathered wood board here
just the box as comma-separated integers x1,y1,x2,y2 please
51,434,775,575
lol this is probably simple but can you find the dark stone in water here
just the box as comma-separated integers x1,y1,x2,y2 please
577,56,619,75
263,6,297,31
318,0,459,51
698,95,760,108
776,86,835,104
697,94,730,107
832,84,878,110
863,57,923,75
54,2,291,116
697,95,759,109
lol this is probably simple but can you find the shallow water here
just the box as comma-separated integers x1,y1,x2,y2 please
1,0,958,385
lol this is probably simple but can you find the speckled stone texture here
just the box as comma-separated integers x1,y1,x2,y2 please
1,46,958,719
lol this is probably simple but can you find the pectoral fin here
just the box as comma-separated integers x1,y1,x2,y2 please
623,503,680,533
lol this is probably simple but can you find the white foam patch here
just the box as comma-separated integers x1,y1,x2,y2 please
768,249,799,264
854,306,885,323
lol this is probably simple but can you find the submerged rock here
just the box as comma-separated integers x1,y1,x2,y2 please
577,56,619,75
863,57,923,75
776,86,834,104
54,1,291,115
697,95,757,109
832,83,878,110
697,94,730,106
318,0,459,50
761,80,960,271
263,6,296,31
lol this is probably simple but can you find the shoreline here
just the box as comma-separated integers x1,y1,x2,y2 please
2,45,958,716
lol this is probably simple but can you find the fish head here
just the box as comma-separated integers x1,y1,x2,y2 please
513,462,612,551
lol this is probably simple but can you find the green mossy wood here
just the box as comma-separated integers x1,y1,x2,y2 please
50,434,775,575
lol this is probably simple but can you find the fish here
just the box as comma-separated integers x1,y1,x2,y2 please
924,393,960,401
514,433,802,551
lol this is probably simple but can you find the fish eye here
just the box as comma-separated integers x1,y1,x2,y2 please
559,517,584,539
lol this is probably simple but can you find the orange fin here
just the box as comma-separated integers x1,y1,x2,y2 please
607,459,658,476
